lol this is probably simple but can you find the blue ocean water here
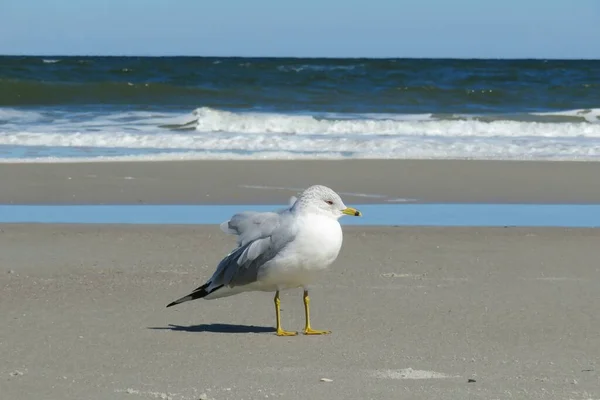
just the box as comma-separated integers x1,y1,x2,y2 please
1,56,599,161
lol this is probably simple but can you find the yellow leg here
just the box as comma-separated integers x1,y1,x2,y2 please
303,290,331,335
274,291,297,336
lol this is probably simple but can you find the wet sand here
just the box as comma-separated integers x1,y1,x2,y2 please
2,159,600,204
1,224,599,400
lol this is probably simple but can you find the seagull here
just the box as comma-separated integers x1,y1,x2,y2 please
166,185,362,336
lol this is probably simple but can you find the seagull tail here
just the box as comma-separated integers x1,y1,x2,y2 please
166,282,224,308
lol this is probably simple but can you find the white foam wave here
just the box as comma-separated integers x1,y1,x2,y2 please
532,108,600,123
0,108,46,122
2,106,600,162
0,108,188,132
0,151,349,163
2,130,600,161
191,107,600,137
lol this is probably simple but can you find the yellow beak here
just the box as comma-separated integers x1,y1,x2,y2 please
342,207,362,217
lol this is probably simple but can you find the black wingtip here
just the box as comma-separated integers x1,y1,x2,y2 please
165,295,192,308
165,283,224,309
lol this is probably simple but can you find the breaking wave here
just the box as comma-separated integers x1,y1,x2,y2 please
1,107,600,162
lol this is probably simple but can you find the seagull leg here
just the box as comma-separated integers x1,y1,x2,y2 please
303,290,331,335
274,291,297,336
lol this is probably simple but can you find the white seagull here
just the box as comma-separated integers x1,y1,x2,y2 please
166,185,362,336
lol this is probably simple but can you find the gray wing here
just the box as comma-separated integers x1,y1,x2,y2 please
219,196,297,246
166,203,298,307
220,211,282,246
209,209,297,288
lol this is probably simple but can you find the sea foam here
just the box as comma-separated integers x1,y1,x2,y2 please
1,107,599,162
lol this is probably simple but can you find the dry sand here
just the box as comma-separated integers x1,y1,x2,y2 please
2,159,600,204
1,224,599,400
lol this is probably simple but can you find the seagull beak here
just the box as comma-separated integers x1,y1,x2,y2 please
342,207,362,217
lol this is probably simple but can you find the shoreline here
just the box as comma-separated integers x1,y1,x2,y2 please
2,156,600,164
2,159,600,205
2,203,600,228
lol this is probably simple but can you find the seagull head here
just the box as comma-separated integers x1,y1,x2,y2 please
292,185,362,219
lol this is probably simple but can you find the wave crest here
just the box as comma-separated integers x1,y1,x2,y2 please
2,106,600,162
186,107,600,137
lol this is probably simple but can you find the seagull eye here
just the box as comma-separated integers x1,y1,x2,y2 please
325,200,334,205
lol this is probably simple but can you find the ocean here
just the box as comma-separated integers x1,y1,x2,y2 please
1,56,599,162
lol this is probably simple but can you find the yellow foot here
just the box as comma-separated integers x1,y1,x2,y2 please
303,328,331,335
276,329,298,337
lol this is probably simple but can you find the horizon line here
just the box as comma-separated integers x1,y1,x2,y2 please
1,53,599,61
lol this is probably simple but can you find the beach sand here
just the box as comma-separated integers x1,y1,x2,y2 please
1,224,599,400
1,159,599,399
2,159,600,204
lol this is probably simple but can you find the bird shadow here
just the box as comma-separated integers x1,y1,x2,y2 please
148,323,276,334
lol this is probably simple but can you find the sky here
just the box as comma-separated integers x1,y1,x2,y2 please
1,0,599,59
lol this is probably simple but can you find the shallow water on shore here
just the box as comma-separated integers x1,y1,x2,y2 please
1,203,599,227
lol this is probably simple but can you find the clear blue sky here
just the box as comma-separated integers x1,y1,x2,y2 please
1,0,598,58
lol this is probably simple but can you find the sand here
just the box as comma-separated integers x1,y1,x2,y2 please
1,159,599,399
1,224,599,400
2,159,600,204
